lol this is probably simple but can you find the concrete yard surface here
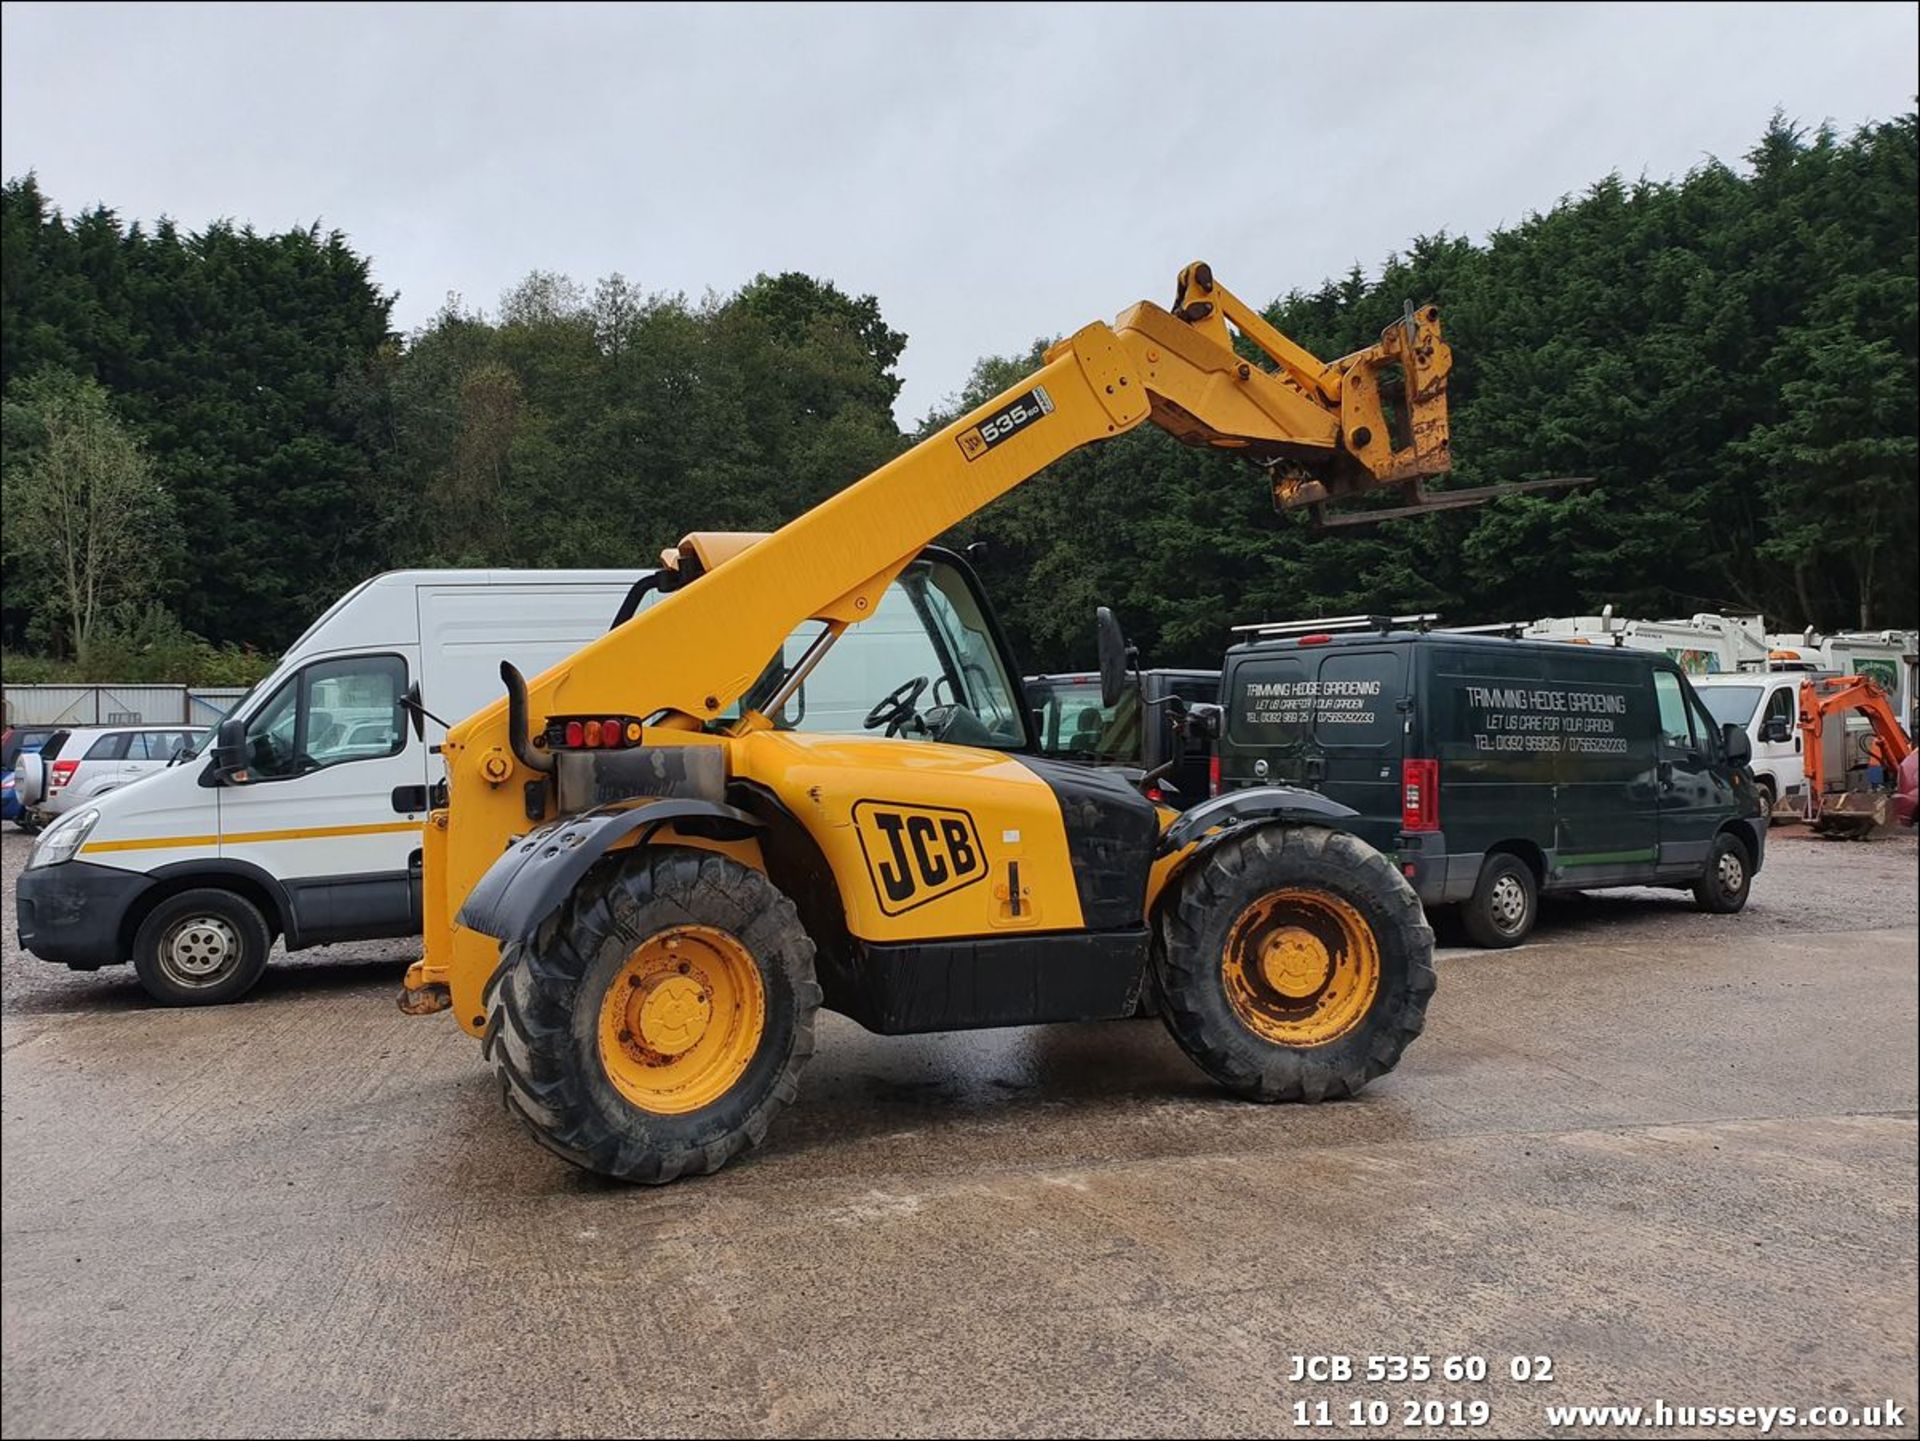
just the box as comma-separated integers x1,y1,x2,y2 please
3,827,1916,1438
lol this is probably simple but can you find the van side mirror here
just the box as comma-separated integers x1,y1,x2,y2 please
212,717,249,781
404,681,427,742
1722,722,1752,766
1760,717,1790,744
1096,606,1134,709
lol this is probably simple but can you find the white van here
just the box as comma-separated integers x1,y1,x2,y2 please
1692,672,1808,821
16,569,643,1004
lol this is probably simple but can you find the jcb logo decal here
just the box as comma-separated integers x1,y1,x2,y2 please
852,801,985,915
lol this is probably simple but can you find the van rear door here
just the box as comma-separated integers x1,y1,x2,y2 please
1308,649,1405,851
1224,645,1405,851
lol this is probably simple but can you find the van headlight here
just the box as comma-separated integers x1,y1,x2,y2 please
27,807,101,869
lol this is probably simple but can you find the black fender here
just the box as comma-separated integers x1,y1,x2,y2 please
1156,785,1359,859
456,797,764,946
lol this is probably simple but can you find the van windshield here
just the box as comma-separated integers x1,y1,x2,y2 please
1696,686,1762,728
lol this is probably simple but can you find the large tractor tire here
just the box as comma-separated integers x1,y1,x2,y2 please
485,846,820,1184
1156,825,1435,1102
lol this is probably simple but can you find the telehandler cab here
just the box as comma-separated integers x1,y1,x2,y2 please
403,262,1493,1183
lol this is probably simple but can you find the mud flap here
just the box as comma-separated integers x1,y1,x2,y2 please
456,797,763,946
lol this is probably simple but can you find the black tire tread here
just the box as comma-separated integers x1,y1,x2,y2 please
1155,826,1435,1103
485,846,819,1184
1692,831,1753,914
1460,852,1538,949
130,887,273,1006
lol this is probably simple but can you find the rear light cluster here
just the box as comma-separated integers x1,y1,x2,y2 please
1208,751,1221,797
545,716,644,750
48,760,79,792
1401,757,1439,832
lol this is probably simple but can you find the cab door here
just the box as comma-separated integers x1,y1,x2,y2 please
1652,667,1727,877
216,651,423,944
1751,682,1804,812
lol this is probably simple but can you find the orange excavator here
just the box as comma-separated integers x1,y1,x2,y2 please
1798,676,1915,837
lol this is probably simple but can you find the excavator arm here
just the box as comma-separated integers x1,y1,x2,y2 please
408,263,1481,1024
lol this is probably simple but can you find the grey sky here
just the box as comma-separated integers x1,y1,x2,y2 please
4,2,1916,422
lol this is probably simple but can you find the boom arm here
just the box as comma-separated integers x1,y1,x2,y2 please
411,264,1459,1019
461,263,1454,739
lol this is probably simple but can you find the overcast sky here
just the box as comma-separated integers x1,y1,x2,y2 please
3,2,1916,421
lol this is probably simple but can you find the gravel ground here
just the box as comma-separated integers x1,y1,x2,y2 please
2,819,1914,1439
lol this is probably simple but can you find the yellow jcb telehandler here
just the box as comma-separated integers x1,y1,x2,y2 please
400,263,1503,1182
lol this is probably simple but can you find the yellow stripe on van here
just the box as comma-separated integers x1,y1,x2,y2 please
81,821,421,854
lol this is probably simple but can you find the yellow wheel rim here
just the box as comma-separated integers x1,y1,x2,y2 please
596,925,766,1115
1221,888,1381,1047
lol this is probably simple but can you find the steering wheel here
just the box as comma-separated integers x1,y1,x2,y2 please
864,676,930,738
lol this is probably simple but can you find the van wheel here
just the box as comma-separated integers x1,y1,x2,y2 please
1755,780,1776,824
1155,825,1435,1102
486,847,820,1184
16,813,45,835
1692,833,1752,914
132,890,273,1005
1461,854,1537,948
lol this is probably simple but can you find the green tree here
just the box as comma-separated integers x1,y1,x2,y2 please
3,371,174,661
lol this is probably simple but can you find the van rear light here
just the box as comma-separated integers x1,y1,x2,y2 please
583,720,603,747
1208,751,1221,797
564,721,584,748
602,717,622,747
1401,757,1439,832
49,760,79,791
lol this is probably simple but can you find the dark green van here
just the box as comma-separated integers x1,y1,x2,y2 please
1216,624,1767,946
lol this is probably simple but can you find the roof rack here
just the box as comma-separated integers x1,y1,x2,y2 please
1436,621,1528,638
1230,612,1440,638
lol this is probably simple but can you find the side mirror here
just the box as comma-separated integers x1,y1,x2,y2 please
404,681,427,742
212,717,249,780
1096,606,1132,709
1188,702,1224,742
1722,721,1752,766
1760,718,1789,744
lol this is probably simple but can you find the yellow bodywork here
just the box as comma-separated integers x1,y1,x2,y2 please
409,265,1455,1035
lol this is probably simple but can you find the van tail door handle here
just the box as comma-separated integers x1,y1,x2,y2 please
1657,759,1675,791
1305,756,1327,783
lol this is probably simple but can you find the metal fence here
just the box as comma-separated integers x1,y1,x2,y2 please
1,684,249,728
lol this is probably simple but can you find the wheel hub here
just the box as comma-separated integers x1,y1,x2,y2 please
165,916,237,980
1490,874,1528,930
1258,927,1332,998
597,925,767,1115
1221,888,1382,1048
631,974,713,1057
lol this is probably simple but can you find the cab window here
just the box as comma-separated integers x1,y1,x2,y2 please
1762,687,1795,735
739,558,1026,747
1031,679,1143,764
1653,670,1695,750
243,655,408,779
